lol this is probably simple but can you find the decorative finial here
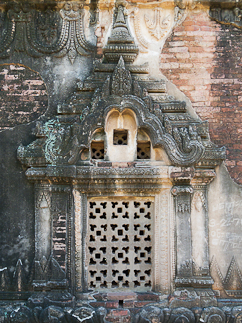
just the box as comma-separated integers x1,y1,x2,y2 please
103,3,139,63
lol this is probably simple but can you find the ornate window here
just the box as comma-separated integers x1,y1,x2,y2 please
86,198,153,290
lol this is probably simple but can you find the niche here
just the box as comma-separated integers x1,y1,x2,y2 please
105,109,137,162
137,129,151,160
90,129,105,160
91,142,105,159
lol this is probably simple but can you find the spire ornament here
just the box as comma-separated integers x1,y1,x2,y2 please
103,3,139,63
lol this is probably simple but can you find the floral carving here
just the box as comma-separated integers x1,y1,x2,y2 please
36,8,60,46
0,2,94,63
111,56,132,96
144,9,171,40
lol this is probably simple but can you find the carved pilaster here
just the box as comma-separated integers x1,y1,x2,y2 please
172,185,193,283
154,185,173,293
34,183,71,290
35,183,51,261
190,170,216,285
74,189,87,294
51,185,71,271
191,190,209,276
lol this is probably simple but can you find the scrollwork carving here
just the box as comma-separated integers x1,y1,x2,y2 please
0,2,94,63
170,308,195,323
200,307,225,323
135,306,164,323
192,191,207,212
145,9,171,41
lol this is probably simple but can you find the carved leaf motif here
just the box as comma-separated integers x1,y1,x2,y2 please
0,267,10,291
35,255,66,281
132,8,148,52
144,9,171,41
68,46,77,64
224,257,242,290
13,259,25,292
0,2,94,62
36,9,60,46
177,202,190,213
210,256,225,293
111,56,132,96
133,80,142,98
37,192,51,209
192,191,207,212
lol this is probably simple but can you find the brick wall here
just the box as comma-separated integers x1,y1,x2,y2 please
0,64,48,130
160,9,242,184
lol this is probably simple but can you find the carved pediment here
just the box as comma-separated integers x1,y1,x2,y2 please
17,3,225,171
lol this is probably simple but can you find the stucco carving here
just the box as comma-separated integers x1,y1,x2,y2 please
129,5,185,54
0,2,95,63
210,5,242,29
17,50,224,168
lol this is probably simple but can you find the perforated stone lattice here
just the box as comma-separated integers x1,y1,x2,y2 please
87,199,153,290
113,130,128,145
91,142,105,159
137,142,150,159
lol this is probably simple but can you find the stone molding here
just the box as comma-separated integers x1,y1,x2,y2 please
0,302,242,323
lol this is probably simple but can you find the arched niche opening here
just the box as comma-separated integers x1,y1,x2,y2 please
90,129,105,160
105,109,137,162
84,108,171,165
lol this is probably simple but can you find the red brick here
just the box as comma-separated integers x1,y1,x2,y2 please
136,292,160,301
123,301,134,308
107,292,136,301
89,301,106,308
110,309,129,316
160,10,242,184
106,301,119,308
